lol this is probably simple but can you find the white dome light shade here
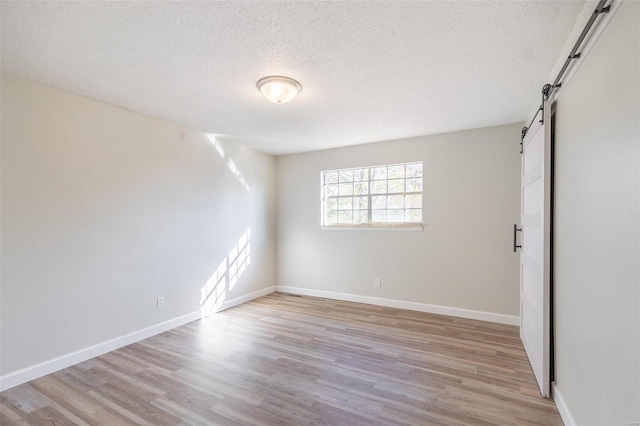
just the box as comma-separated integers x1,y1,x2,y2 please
257,76,302,104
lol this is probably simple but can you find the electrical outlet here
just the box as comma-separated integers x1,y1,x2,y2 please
374,278,381,287
157,297,165,308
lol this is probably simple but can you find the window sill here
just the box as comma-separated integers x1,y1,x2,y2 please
321,223,424,232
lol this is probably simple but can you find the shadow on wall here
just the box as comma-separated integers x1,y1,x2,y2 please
199,228,251,317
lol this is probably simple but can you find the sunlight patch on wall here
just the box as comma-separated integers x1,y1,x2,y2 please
229,229,250,290
207,134,250,191
199,228,251,317
228,160,250,191
200,259,227,318
207,134,226,158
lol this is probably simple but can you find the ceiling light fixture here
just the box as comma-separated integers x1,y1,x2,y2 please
257,76,302,104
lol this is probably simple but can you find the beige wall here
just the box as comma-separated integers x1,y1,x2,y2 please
276,123,522,317
0,73,277,376
553,1,640,424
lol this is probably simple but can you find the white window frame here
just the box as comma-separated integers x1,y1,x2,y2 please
321,161,424,230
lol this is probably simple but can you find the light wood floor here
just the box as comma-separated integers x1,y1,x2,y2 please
1,293,562,425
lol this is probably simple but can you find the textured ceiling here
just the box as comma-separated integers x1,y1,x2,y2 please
1,1,584,155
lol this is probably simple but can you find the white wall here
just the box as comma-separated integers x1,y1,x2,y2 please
0,73,277,379
276,124,522,319
553,2,640,424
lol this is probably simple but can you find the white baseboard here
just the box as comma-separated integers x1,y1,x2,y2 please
0,285,276,392
275,286,520,326
217,285,276,313
0,310,201,392
553,383,575,426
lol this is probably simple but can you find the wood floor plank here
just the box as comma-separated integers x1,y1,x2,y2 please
0,292,562,425
0,403,31,425
1,384,52,414
25,403,87,426
28,375,139,425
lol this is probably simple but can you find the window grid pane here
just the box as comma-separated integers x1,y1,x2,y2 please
323,162,422,226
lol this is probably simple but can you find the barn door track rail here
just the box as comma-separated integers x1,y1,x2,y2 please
520,0,612,154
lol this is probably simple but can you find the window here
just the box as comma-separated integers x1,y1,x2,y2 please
322,162,423,226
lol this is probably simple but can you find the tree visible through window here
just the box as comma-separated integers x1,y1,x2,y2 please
322,162,423,226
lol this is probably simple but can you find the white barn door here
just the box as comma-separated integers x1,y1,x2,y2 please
518,101,552,398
